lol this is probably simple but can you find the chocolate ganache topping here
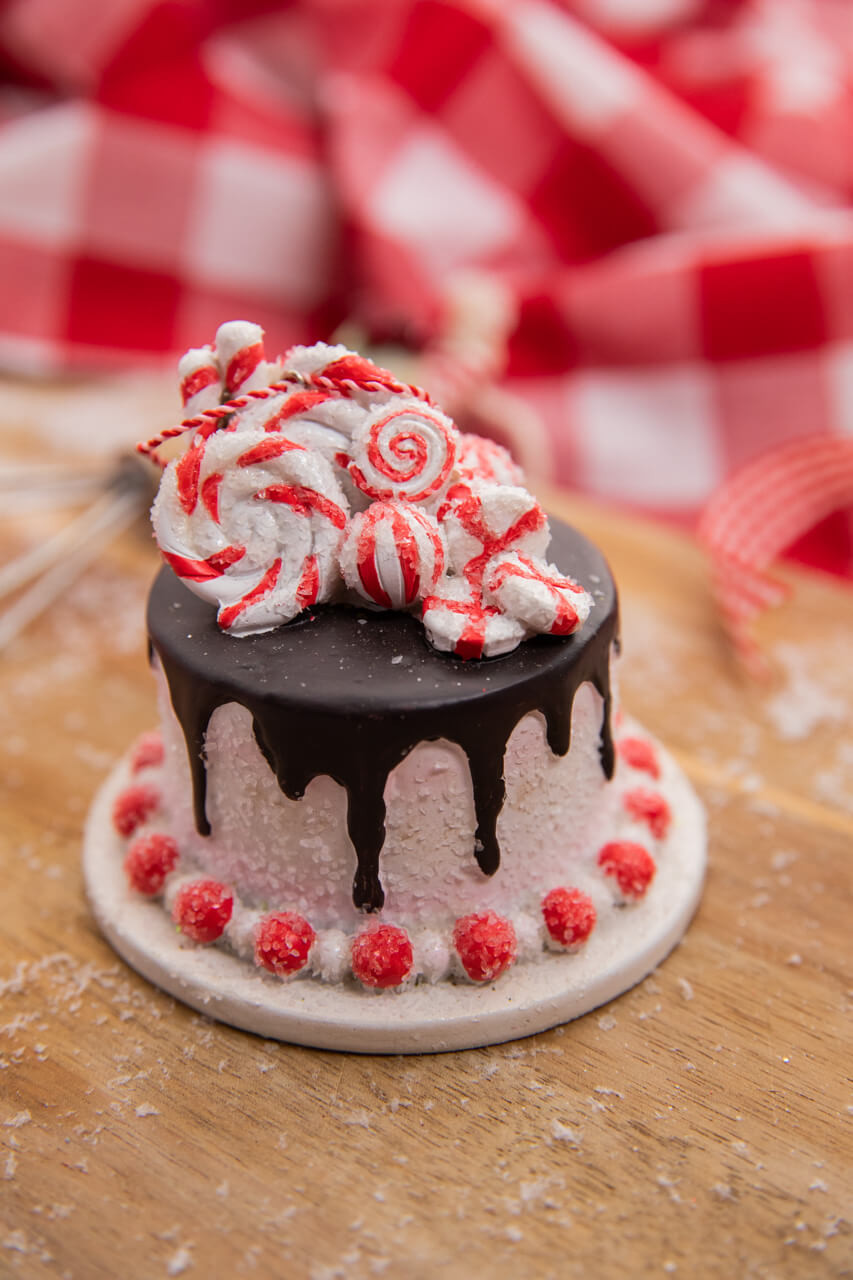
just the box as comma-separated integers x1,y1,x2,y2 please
148,518,618,913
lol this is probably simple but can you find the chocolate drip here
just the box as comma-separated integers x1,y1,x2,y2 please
148,520,618,913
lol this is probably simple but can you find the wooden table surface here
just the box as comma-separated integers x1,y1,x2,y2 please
0,391,851,1279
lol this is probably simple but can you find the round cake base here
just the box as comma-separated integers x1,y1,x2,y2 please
83,730,706,1055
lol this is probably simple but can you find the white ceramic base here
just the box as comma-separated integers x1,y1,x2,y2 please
83,730,706,1054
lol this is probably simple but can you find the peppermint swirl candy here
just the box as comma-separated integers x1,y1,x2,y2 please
152,428,349,634
348,400,457,505
455,433,525,487
422,578,526,660
438,480,550,583
483,553,593,636
340,501,445,609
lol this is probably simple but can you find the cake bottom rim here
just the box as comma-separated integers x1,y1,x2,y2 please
82,722,706,1055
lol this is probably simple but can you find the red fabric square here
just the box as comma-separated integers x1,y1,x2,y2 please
387,0,491,114
65,256,180,353
713,351,831,472
699,250,828,360
0,235,68,340
439,43,562,200
96,8,215,130
507,292,577,376
528,139,659,263
83,112,199,272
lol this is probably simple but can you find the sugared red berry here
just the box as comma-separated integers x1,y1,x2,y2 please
130,731,164,773
598,841,656,900
542,887,597,949
351,924,413,989
112,784,159,837
124,833,179,896
617,737,660,780
453,912,517,982
623,788,671,839
172,879,233,943
255,912,316,976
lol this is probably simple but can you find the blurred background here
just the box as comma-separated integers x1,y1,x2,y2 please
1,0,852,611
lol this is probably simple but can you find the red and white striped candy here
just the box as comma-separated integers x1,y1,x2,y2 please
483,552,593,636
340,501,445,609
455,433,525,487
214,320,273,396
438,480,550,585
178,347,222,416
422,577,526,660
152,427,349,634
348,400,457,505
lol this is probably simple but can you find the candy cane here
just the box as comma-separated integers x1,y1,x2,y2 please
152,428,349,634
178,347,222,416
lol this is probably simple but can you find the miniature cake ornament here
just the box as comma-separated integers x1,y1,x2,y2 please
83,321,707,1053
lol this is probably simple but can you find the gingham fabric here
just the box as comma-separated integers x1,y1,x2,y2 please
2,0,853,580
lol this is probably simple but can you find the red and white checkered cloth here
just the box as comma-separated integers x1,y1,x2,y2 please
2,0,853,613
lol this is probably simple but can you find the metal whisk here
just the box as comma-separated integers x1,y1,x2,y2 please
0,454,155,650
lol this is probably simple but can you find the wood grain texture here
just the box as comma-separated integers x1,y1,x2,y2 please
0,406,851,1279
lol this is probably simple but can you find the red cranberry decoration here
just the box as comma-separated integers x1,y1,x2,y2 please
542,887,597,949
623,787,672,839
598,841,656,900
616,736,660,780
130,731,164,773
124,833,179,896
453,911,517,982
351,924,413,989
112,783,159,837
172,879,233,943
255,911,316,976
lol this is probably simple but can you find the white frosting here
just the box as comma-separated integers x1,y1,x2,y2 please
154,661,620,933
154,324,599,656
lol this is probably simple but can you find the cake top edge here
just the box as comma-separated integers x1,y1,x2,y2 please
140,320,595,660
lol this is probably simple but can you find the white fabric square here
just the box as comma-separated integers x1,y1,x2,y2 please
574,365,723,506
0,102,94,245
369,126,525,276
670,152,812,231
185,140,336,307
503,1,644,135
825,341,853,437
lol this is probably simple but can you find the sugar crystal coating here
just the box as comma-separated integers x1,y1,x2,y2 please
616,737,660,780
172,879,233,943
112,783,160,838
598,841,656,901
623,788,672,840
255,911,316,976
130,731,164,773
453,911,517,982
351,924,414,988
124,833,179,896
542,887,597,949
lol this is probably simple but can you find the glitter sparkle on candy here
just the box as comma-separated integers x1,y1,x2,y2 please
351,924,413,988
255,912,316,976
542,887,597,949
453,911,517,982
112,783,160,837
623,788,672,840
172,879,233,943
124,833,179,895
597,842,656,901
144,324,595,658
